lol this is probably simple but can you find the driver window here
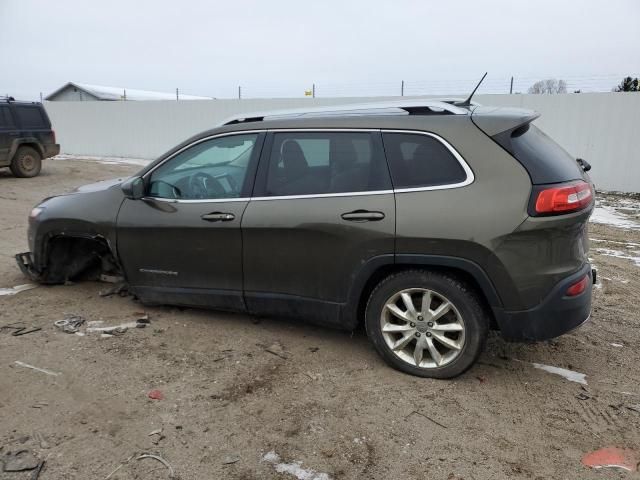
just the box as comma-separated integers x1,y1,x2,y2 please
148,134,258,200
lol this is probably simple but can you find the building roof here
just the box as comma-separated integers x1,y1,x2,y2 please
45,82,213,101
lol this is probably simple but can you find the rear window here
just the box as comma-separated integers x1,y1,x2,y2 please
495,124,583,184
14,106,47,128
382,132,468,189
0,105,15,128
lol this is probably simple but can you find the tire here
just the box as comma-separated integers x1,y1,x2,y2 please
10,146,42,178
365,269,488,379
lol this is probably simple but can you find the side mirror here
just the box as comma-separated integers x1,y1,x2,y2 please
121,176,145,200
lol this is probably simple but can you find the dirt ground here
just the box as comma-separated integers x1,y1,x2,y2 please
1,159,639,480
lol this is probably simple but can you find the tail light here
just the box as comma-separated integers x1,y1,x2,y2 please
565,274,589,296
532,180,594,216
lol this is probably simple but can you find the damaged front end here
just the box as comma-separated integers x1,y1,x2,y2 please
15,251,41,281
16,236,122,285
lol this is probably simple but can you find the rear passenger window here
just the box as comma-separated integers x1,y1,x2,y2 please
14,106,46,128
264,132,391,196
382,133,468,189
0,105,15,129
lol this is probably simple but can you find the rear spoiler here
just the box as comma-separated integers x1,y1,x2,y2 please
470,106,540,137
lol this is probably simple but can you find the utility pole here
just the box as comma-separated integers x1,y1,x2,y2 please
509,76,514,94
39,92,43,102
401,80,404,97
238,86,241,99
176,88,179,101
123,89,127,101
312,83,315,98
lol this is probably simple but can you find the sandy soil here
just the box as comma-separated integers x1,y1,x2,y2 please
1,159,639,480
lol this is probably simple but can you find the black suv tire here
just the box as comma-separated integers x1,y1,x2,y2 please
10,146,42,178
365,270,488,378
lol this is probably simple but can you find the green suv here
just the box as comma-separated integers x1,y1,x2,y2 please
16,101,595,378
0,97,60,177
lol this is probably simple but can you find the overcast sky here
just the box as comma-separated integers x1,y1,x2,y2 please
1,0,638,100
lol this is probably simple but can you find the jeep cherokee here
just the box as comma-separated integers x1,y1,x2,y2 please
16,100,595,378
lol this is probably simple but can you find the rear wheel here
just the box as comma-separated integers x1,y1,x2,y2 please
365,270,488,378
10,146,42,178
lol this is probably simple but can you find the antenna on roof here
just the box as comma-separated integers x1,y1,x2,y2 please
456,72,487,107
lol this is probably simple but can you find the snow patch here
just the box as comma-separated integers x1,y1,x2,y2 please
532,363,588,385
590,205,640,230
262,451,331,480
53,154,150,166
595,248,640,267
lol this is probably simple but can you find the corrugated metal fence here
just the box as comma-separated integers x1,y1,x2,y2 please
44,93,640,192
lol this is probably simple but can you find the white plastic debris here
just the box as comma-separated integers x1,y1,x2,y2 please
262,451,331,480
14,361,61,376
532,363,587,385
0,284,38,296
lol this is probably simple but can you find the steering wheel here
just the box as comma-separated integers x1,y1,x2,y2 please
188,171,225,199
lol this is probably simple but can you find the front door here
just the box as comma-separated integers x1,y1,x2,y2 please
241,130,395,326
117,132,264,310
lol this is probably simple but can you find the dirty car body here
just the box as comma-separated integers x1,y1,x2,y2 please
16,100,596,378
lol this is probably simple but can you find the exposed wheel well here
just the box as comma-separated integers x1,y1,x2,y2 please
356,264,498,330
41,235,120,284
13,143,43,159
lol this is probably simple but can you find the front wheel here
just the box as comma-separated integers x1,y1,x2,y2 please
365,270,488,378
10,146,42,178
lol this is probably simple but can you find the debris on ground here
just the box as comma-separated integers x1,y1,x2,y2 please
575,392,591,400
0,322,41,336
582,447,640,472
222,454,240,464
86,317,149,335
54,314,86,333
0,284,38,296
265,342,289,359
2,450,41,472
148,389,164,400
99,282,128,297
14,361,61,377
136,453,176,478
531,362,588,385
262,451,331,480
406,410,448,429
148,428,165,445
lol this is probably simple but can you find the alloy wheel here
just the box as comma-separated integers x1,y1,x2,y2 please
380,288,466,369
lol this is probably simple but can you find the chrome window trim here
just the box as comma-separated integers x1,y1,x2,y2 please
251,189,394,202
381,129,475,193
143,196,251,204
145,128,474,203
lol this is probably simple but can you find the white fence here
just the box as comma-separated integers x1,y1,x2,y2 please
44,92,640,192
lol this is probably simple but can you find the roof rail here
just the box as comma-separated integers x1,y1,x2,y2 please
222,100,469,126
0,95,16,102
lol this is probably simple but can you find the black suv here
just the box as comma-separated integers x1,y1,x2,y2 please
16,101,595,378
0,97,59,177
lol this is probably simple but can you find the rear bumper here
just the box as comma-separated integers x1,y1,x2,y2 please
495,263,594,342
43,144,60,159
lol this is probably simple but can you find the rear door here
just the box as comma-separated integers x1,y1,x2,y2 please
241,129,395,325
0,105,17,165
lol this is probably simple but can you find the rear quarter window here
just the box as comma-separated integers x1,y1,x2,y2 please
0,105,15,129
382,132,469,189
494,124,584,184
14,106,48,129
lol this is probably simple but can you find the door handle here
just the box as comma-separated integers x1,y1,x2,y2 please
341,210,385,222
201,212,235,222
